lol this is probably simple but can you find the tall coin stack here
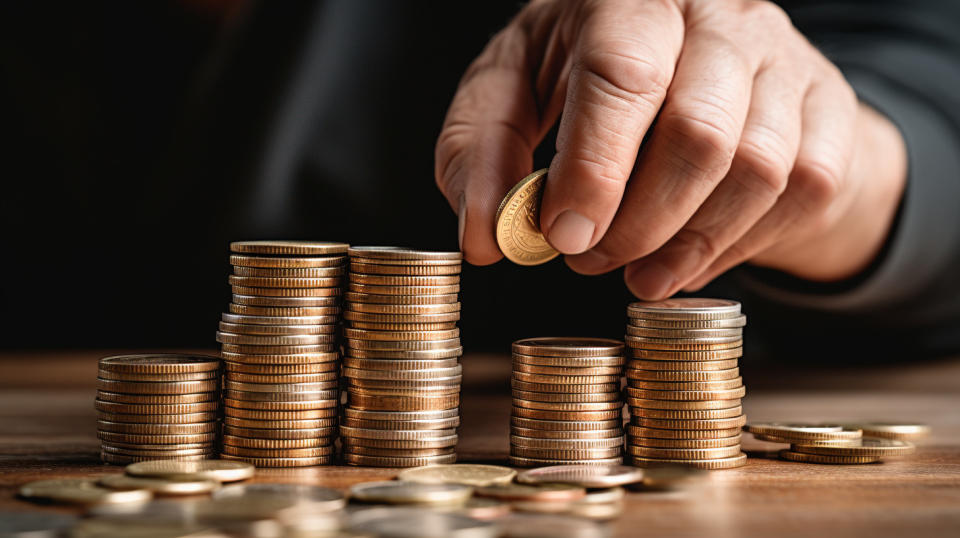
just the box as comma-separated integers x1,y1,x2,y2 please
218,240,348,467
624,299,747,470
340,246,463,467
509,338,626,467
96,354,220,464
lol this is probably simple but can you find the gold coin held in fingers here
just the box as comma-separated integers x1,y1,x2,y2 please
495,169,559,266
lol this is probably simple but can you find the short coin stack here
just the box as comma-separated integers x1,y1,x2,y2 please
95,354,221,464
340,246,463,467
624,299,747,470
509,338,625,467
218,240,349,467
744,422,917,464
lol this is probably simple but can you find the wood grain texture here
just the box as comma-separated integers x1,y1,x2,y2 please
1,351,958,537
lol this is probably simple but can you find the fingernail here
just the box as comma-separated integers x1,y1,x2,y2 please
565,249,610,275
626,260,677,300
547,210,596,254
457,192,467,251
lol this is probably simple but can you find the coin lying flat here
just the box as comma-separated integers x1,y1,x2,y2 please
744,423,862,441
474,483,586,502
349,481,473,505
791,438,915,457
397,464,517,487
630,452,747,470
230,240,349,256
627,298,741,320
212,483,346,512
97,474,220,496
779,450,880,465
842,422,931,440
19,479,152,505
516,464,644,488
124,460,255,482
347,507,497,538
495,168,559,266
98,354,221,374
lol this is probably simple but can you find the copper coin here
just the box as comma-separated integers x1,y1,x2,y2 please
98,354,220,374
512,338,624,358
230,254,346,268
349,262,462,275
232,294,339,307
229,304,340,316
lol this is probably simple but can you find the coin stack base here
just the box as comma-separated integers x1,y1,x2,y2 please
341,246,463,467
219,240,348,467
96,354,221,464
509,338,625,467
624,299,747,470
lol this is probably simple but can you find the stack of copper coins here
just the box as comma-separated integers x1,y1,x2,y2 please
624,298,747,470
340,246,463,467
95,354,220,464
509,338,626,467
218,240,348,467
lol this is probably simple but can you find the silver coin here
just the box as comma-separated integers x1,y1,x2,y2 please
347,507,497,538
516,465,644,488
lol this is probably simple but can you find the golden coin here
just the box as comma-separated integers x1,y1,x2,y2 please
779,450,880,465
341,436,458,450
222,435,331,449
513,353,625,368
344,366,461,380
628,378,743,391
342,416,460,431
230,240,349,256
629,358,740,371
221,313,338,325
628,445,741,459
630,435,741,449
216,332,336,346
96,411,217,425
223,398,337,411
508,456,623,467
744,423,861,440
223,379,336,392
630,453,747,469
220,350,339,365
347,392,459,411
94,400,219,415
627,298,741,320
348,246,462,261
629,315,747,328
494,168,558,265
630,416,746,430
97,431,216,445
791,438,915,457
629,348,743,361
511,389,620,403
397,464,516,486
510,417,622,431
512,400,622,412
230,254,346,268
229,303,340,316
219,322,336,337
343,446,455,458
95,378,218,395
476,482,585,502
232,285,341,297
345,291,459,304
627,398,741,411
220,454,334,467
348,302,461,315
510,446,622,460
351,321,459,331
228,275,344,288
339,425,457,441
343,407,459,421
626,326,743,338
223,426,337,440
512,407,622,421
631,406,742,420
348,283,460,296
97,474,220,496
347,378,461,391
843,422,931,440
221,445,334,458
513,363,622,376
351,274,460,286
510,436,624,450
101,452,210,464
220,343,337,354
515,465,643,488
346,348,463,361
350,262,462,275
126,460,256,482
102,441,212,451
343,453,458,467
232,294,339,307
510,427,622,441
224,361,338,374
224,417,337,430
624,336,743,351
97,369,219,382
100,445,215,458
99,354,221,374
19,479,153,505
233,265,345,277
222,389,338,402
343,357,460,370
511,380,619,393
512,372,620,385
627,425,742,439
350,480,472,505
627,367,739,382
345,338,461,351
512,337,624,358
625,386,746,401
225,372,337,384
343,328,460,341
97,420,217,435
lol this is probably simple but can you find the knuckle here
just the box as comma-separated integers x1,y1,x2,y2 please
562,148,630,195
433,124,472,194
744,1,792,30
791,157,844,212
671,227,720,263
734,136,791,197
660,111,739,175
578,45,669,111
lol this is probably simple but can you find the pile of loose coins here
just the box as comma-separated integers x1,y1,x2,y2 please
219,240,348,467
340,246,464,467
95,354,221,464
509,338,626,467
745,422,919,464
624,299,748,470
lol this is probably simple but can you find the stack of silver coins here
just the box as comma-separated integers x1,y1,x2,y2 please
218,240,347,467
624,298,747,470
95,354,220,464
340,246,463,467
509,338,626,467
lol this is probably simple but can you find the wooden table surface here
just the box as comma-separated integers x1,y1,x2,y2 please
2,350,959,537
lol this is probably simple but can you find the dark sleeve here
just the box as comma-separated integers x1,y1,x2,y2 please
741,1,960,327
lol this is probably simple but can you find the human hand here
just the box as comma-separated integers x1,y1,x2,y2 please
435,0,906,298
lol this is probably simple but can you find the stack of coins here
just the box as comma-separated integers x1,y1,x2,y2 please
624,298,747,470
96,354,221,464
340,246,463,467
509,338,626,467
218,240,348,467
